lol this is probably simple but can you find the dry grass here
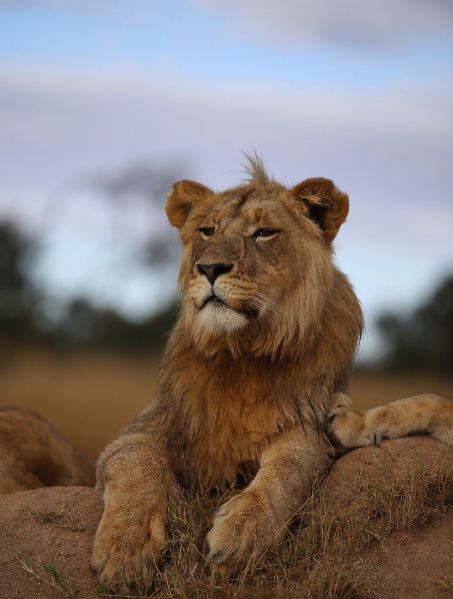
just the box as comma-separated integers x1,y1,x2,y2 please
16,549,78,599
361,463,453,533
27,498,85,532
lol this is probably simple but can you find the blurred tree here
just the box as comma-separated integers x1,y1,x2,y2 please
51,298,178,353
0,219,179,353
1,161,188,354
0,218,179,354
0,221,39,340
85,162,187,265
376,275,453,375
88,163,179,206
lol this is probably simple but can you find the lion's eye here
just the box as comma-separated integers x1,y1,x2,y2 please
255,228,277,238
200,227,216,238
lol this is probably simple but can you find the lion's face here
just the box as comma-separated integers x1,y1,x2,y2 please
166,162,349,355
186,190,310,333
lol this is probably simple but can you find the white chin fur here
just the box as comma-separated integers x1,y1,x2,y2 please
198,303,248,333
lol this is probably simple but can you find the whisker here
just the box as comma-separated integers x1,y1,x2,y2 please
255,291,284,315
256,291,281,310
238,280,285,314
249,295,283,321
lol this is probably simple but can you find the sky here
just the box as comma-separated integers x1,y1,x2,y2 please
0,0,452,358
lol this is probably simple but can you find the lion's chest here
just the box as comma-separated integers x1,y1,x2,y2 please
165,358,298,487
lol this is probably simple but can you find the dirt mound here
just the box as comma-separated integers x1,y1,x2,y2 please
0,486,103,599
362,510,453,599
324,435,453,506
325,437,453,598
1,437,452,599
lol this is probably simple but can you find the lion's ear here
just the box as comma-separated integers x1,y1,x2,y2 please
166,180,213,229
290,178,349,242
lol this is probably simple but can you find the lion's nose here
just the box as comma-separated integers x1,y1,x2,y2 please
197,263,233,285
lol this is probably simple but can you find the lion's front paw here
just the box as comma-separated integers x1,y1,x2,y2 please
206,490,284,569
91,509,166,593
328,393,367,449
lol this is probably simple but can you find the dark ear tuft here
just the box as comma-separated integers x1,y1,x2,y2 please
290,178,349,242
166,180,213,230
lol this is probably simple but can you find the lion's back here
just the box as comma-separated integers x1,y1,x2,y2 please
0,407,95,494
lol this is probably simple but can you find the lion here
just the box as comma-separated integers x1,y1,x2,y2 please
0,406,95,494
90,156,453,590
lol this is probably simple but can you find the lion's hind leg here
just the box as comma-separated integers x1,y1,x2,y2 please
328,393,453,449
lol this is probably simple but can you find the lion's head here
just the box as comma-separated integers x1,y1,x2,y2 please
166,157,350,359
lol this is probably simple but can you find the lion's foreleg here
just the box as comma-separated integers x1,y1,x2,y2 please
328,392,453,448
91,434,173,592
206,426,333,568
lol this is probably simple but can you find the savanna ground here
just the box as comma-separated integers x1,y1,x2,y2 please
1,348,453,599
3,437,453,599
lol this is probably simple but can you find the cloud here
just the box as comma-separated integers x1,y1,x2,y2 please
1,61,451,206
0,0,108,11
196,0,453,49
3,0,453,51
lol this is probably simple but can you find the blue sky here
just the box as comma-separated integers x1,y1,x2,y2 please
2,1,452,85
0,0,452,358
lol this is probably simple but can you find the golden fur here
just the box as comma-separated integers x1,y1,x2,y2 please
88,157,451,589
0,407,94,494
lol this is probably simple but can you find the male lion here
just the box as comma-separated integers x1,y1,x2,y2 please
91,158,453,589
